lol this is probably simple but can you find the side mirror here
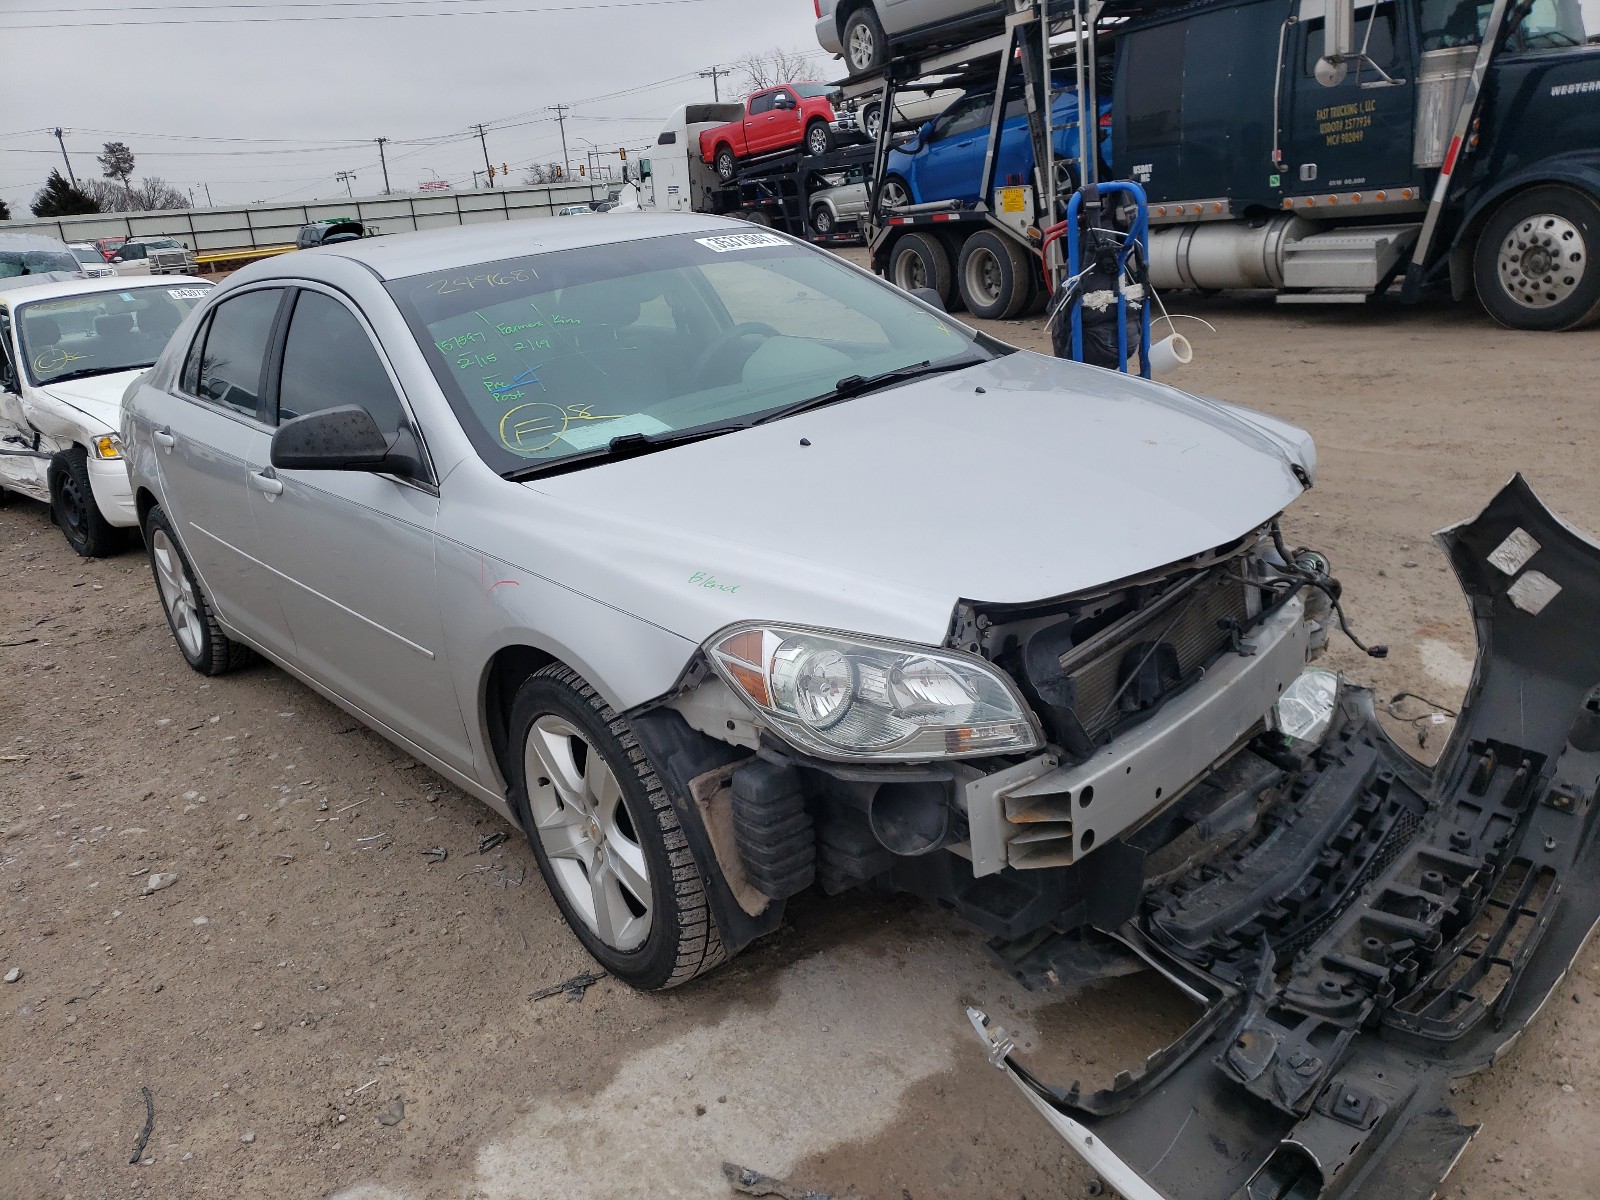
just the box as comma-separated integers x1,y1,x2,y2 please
270,404,420,477
111,256,123,263
774,94,797,110
910,287,947,312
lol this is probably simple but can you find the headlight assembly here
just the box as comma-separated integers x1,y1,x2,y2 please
705,623,1042,762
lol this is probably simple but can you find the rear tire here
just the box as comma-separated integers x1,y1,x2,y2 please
144,505,254,675
1473,185,1600,331
957,230,1033,320
889,233,955,310
805,119,834,158
715,146,737,183
509,664,730,991
842,7,887,76
49,447,125,558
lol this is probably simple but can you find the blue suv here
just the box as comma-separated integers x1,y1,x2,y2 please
882,82,1112,209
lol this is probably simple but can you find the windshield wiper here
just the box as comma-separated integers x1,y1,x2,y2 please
753,357,987,425
40,365,140,385
503,423,745,482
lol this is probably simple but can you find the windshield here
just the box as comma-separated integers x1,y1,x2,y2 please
141,239,183,250
792,83,839,100
17,284,211,386
0,249,81,280
71,247,103,265
387,230,995,475
1420,0,1586,48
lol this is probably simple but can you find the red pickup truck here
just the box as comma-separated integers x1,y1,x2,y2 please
700,83,848,181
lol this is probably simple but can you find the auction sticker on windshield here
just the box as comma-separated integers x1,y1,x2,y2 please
167,288,209,300
696,231,788,253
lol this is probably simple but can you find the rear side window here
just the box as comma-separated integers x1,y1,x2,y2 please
276,290,405,434
194,289,281,419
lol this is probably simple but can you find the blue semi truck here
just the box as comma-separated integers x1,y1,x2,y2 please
851,0,1600,329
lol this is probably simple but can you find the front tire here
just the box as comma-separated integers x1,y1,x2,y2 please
805,119,834,158
510,665,729,991
49,447,124,558
811,204,836,235
1474,185,1600,331
144,505,255,675
842,7,887,76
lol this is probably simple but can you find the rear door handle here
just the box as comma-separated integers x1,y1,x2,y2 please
248,468,283,497
153,428,175,450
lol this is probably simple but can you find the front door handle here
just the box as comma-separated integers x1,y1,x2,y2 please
248,468,283,497
153,427,175,450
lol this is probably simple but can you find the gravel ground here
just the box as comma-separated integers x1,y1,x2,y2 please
2,262,1598,1200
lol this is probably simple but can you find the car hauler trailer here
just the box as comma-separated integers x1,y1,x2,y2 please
643,104,874,242
845,0,1600,330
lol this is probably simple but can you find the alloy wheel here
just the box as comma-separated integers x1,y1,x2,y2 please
848,23,878,73
524,715,652,952
150,528,204,660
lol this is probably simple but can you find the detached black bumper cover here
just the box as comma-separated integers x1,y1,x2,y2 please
970,476,1600,1200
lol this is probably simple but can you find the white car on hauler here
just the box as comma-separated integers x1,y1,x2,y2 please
0,275,212,555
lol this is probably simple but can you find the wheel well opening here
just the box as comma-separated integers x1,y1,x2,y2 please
837,0,868,37
484,645,558,790
135,487,159,529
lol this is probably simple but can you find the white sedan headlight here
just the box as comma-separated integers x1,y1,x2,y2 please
705,623,1042,762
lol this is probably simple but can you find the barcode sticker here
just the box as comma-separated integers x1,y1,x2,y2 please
696,231,788,253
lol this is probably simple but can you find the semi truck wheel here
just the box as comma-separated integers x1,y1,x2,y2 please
1474,185,1600,331
715,146,737,183
805,120,834,157
958,231,1032,320
843,7,887,75
889,234,954,309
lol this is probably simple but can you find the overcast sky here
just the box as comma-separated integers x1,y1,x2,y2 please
0,0,820,213
4,0,1598,216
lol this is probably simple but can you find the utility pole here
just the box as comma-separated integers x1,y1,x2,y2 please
375,137,391,194
52,128,77,187
336,170,357,199
548,104,572,178
203,182,214,206
698,65,731,102
474,123,495,187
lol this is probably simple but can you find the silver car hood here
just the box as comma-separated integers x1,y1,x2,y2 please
524,351,1312,647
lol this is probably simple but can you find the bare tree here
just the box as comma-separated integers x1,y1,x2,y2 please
97,140,137,200
523,163,562,185
83,177,189,212
735,46,813,94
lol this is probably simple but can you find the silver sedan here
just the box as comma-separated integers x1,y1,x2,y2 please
123,213,1327,993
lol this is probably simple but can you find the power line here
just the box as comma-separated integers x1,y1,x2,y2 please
1,0,721,30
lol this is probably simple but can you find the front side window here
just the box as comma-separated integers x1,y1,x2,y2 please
16,284,211,386
934,94,995,141
387,231,997,476
749,91,777,116
1303,5,1398,73
193,289,282,418
276,290,406,433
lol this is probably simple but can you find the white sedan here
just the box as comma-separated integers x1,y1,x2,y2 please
0,275,212,555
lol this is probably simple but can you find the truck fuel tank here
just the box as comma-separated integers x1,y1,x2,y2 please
1148,215,1315,290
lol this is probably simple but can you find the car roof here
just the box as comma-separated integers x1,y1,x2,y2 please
303,212,750,282
0,274,209,307
0,232,73,250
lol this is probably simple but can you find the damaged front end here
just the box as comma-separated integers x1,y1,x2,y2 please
970,476,1600,1200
